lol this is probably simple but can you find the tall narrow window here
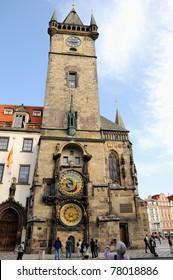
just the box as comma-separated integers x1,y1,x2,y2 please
18,165,30,183
0,137,9,150
22,139,33,152
68,72,77,88
108,152,120,183
0,164,4,182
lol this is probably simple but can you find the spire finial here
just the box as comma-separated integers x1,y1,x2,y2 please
116,99,118,110
72,3,75,11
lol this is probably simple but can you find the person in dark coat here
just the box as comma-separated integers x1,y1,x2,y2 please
90,238,96,258
66,237,73,258
149,236,158,257
54,237,62,260
143,234,152,253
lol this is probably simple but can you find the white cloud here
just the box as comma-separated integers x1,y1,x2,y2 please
97,0,150,80
137,1,173,156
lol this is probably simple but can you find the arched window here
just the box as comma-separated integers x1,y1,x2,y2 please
108,152,120,183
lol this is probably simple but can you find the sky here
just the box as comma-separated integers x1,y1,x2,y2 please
1,0,173,199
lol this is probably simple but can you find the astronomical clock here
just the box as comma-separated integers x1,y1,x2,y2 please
56,170,85,228
59,171,83,195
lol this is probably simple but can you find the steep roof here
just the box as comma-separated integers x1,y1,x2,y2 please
100,115,128,132
115,108,125,128
63,7,83,25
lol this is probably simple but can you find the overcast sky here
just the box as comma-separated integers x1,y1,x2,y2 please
1,0,173,199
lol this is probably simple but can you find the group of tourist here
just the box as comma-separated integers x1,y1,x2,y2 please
143,234,159,256
53,236,129,260
16,233,173,260
54,237,99,260
54,236,74,260
144,233,173,256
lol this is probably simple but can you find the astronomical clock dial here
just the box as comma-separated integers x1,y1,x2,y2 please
60,203,83,227
59,171,83,195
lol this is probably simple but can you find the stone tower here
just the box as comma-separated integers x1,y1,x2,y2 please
26,7,149,253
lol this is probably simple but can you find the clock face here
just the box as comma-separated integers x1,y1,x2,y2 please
66,36,81,47
60,203,83,226
59,171,83,195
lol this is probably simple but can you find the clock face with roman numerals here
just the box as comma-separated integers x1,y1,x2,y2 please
59,171,83,195
66,36,81,47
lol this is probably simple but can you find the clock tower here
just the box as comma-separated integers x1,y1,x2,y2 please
42,7,100,132
27,7,149,254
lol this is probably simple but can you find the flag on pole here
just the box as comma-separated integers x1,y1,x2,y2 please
7,147,13,168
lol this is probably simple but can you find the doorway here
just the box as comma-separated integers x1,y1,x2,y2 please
119,223,129,247
68,235,75,253
0,209,18,251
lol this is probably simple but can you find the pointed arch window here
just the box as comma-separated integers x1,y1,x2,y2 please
108,152,120,183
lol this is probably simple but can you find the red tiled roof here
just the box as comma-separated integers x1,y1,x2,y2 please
0,104,43,126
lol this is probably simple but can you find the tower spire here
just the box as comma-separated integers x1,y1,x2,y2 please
51,9,57,21
115,100,125,128
90,12,97,26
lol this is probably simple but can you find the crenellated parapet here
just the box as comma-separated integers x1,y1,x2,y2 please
48,8,99,40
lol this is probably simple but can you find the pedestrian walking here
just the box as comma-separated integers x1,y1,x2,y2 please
17,241,25,260
80,240,85,258
143,234,152,253
168,236,173,253
95,239,99,257
54,237,62,260
104,239,130,260
66,237,73,258
83,242,90,259
76,239,81,257
90,238,96,258
149,236,158,257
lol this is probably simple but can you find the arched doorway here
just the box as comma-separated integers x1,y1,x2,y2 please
0,200,26,251
0,209,18,251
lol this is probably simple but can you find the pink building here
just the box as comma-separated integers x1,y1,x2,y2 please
152,193,173,238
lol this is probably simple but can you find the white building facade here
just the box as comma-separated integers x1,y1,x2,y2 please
146,197,161,235
0,104,42,251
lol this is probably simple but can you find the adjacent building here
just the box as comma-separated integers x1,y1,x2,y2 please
146,196,161,235
151,193,173,238
0,104,42,250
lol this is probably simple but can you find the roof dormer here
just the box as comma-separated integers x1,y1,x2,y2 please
13,105,30,128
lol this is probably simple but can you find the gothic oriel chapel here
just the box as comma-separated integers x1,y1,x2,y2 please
26,7,149,253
